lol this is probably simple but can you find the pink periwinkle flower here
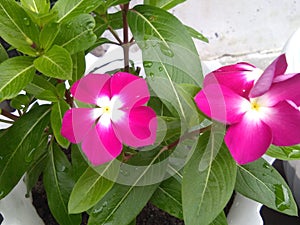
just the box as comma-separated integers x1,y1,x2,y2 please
194,54,300,164
61,72,157,166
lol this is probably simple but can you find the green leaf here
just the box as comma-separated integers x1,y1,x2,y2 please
128,5,203,85
21,0,50,14
0,56,35,101
39,22,60,51
25,75,60,101
51,100,70,149
68,160,119,214
0,0,40,55
71,144,89,180
0,43,8,63
52,0,104,23
43,142,81,225
147,77,203,128
151,173,183,219
10,94,31,110
266,145,300,160
34,45,73,79
235,158,298,216
54,14,97,54
25,136,48,194
88,148,168,225
185,25,209,43
71,51,86,83
144,0,186,10
0,105,50,199
88,182,160,225
209,212,227,225
182,132,237,225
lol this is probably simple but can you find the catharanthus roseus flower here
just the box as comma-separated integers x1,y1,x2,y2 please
61,72,157,166
194,54,300,164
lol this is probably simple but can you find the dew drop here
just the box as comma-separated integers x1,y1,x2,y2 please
143,61,153,68
102,201,108,207
23,17,30,26
159,43,174,57
0,156,3,160
263,163,271,169
58,165,66,172
274,184,291,211
288,149,300,158
158,66,163,72
0,191,4,197
149,72,155,78
25,148,36,162
120,169,129,176
92,206,103,214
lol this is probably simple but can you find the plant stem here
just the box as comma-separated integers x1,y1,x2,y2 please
122,3,130,72
108,26,123,44
1,109,19,121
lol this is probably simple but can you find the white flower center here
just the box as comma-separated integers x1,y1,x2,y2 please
92,95,125,127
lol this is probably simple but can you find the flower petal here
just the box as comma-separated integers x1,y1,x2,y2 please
260,73,300,106
261,101,300,146
61,108,96,143
71,74,111,105
249,54,287,98
110,72,150,108
194,84,249,124
113,106,157,147
81,121,122,166
204,62,259,97
225,116,272,164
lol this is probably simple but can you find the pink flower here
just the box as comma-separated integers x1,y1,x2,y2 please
61,72,157,166
194,54,300,164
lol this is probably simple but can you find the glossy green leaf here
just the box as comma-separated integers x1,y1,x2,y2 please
34,45,72,79
144,0,186,10
0,56,35,102
21,0,50,14
148,77,203,128
88,148,168,225
185,25,209,43
88,182,160,225
0,105,50,199
51,100,70,149
0,0,39,55
25,136,48,194
25,75,59,101
209,212,227,225
182,132,237,225
266,145,300,160
151,173,183,219
43,142,81,225
71,51,86,83
52,0,104,23
39,22,60,51
235,158,298,216
0,44,8,63
71,144,89,180
128,5,203,85
53,14,97,54
10,94,31,110
68,160,119,214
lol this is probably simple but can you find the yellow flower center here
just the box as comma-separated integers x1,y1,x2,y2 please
251,101,260,111
103,106,111,114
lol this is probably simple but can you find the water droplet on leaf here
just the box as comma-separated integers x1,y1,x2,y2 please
158,66,163,72
23,17,30,26
92,206,103,214
159,43,174,57
0,191,4,197
274,184,291,211
58,165,66,172
263,163,271,169
0,156,3,160
288,149,300,158
143,61,153,68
